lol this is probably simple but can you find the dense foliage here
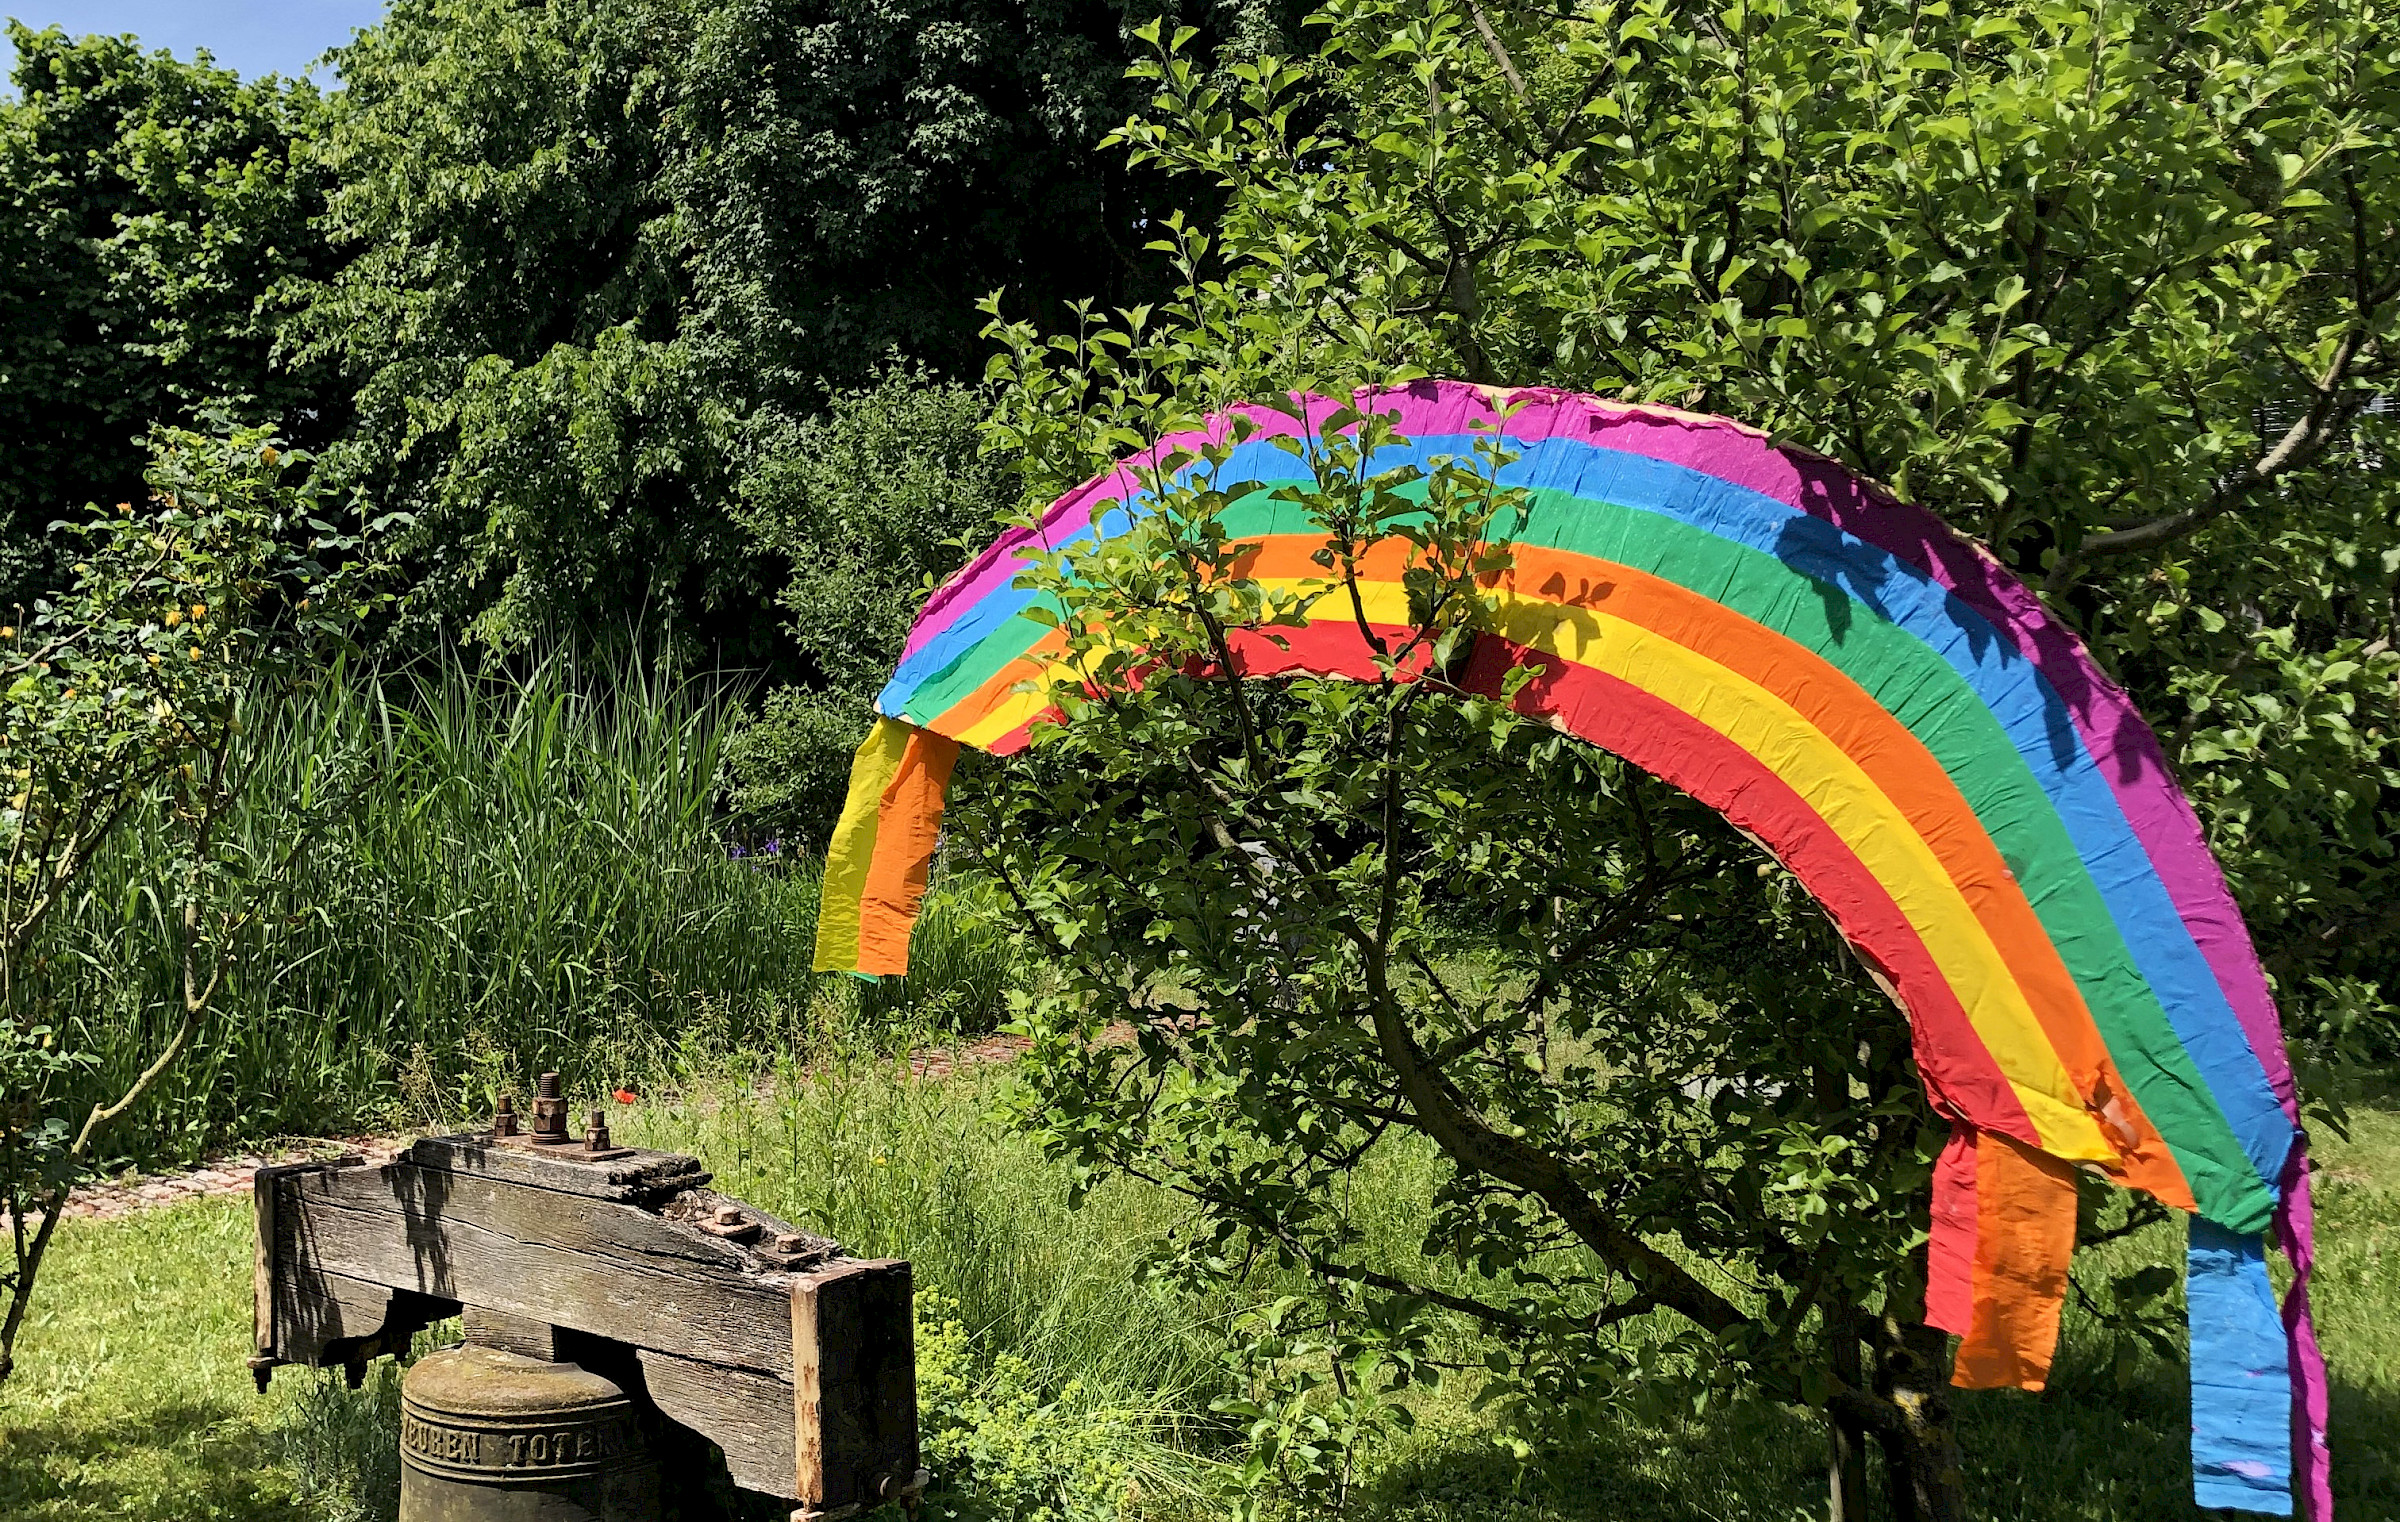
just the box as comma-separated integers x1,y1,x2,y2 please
963,411,1978,1513
0,422,372,1383
965,0,2399,1511
1,0,2393,1508
291,0,1288,659
0,26,336,605
989,0,2400,1052
0,0,1292,708
722,366,1019,840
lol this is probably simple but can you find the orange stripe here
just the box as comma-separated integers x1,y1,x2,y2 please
1227,536,2190,1204
1951,1131,2080,1391
928,629,1072,741
855,729,961,976
912,533,2189,1202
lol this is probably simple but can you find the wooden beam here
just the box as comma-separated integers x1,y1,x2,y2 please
258,1144,917,1506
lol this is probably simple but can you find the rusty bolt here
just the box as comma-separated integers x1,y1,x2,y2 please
585,1109,612,1152
492,1093,519,1138
773,1232,806,1254
713,1203,744,1226
529,1072,569,1142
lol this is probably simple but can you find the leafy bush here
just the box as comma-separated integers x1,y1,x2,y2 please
2,419,376,1382
916,1293,1160,1522
722,365,1017,846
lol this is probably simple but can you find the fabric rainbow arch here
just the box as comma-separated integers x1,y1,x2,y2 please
812,381,2330,1516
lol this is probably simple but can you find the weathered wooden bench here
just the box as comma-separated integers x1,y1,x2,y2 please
250,1084,920,1521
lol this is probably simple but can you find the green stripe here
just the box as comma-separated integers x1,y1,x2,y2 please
905,482,2265,1225
1502,488,2262,1228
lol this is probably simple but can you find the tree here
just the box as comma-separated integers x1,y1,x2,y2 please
0,422,377,1385
963,0,2397,1511
291,0,1298,661
960,408,1981,1516
1077,0,2400,1050
720,365,1017,843
0,25,339,608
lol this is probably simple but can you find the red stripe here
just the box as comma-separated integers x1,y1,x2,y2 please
989,615,2035,1144
986,620,1415,754
1926,1126,1981,1333
1463,638,2038,1142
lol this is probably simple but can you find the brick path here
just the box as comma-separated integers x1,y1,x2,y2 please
58,1030,1059,1223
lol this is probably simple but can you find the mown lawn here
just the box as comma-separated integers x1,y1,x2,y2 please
2,1066,2393,1521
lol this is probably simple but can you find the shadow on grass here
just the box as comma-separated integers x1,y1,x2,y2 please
1359,1399,1825,1522
1355,1363,2398,1522
0,1395,305,1522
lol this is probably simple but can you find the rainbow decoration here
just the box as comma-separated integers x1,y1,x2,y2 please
812,381,2330,1516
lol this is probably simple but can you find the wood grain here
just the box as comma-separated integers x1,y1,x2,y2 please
259,1147,916,1506
640,1348,796,1496
281,1162,794,1375
792,1260,917,1511
405,1135,710,1205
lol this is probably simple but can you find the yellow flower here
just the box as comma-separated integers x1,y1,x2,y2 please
165,610,182,628
189,646,202,661
189,603,206,621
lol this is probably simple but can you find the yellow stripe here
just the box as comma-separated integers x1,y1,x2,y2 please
1483,588,2107,1159
940,581,2109,1160
957,674,1059,749
811,719,913,973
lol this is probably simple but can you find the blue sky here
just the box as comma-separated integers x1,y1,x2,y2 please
4,2,388,86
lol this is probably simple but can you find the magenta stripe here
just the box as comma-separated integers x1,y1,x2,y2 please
1357,381,2298,1121
905,380,2296,1120
2279,1151,2335,1519
901,400,1327,662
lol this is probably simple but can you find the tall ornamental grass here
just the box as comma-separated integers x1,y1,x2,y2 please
42,655,1010,1166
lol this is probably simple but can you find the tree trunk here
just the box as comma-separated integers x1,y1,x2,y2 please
1873,1316,1966,1522
1828,1314,1870,1522
0,1187,67,1386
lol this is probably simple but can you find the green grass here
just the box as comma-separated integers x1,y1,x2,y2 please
5,1066,2393,1521
0,1197,306,1520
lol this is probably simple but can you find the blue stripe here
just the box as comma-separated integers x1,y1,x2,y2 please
884,432,2289,1200
2189,1218,2295,1514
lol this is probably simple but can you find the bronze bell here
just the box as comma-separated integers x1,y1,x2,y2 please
398,1345,659,1521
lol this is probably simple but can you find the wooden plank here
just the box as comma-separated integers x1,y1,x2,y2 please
254,1157,362,1362
279,1163,795,1376
404,1135,710,1204
275,1266,397,1360
274,1265,455,1370
462,1306,561,1361
793,1274,824,1505
254,1166,277,1359
261,1154,909,1505
639,1348,796,1498
792,1260,916,1511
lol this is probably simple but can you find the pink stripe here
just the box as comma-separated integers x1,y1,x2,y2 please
1366,381,2299,1122
2279,1150,2334,1519
900,399,1328,662
906,381,2297,1121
